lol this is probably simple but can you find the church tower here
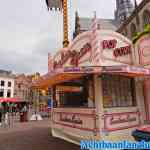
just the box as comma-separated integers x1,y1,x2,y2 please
115,0,134,24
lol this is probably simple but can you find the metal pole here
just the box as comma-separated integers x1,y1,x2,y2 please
63,0,69,47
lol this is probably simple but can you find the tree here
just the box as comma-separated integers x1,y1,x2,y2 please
132,24,150,44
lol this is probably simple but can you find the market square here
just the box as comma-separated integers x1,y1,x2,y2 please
0,0,150,149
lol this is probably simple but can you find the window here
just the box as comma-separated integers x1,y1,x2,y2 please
8,81,11,87
0,89,4,97
1,80,5,86
54,76,94,108
18,84,21,89
7,90,11,98
56,85,86,107
143,10,150,27
102,74,136,108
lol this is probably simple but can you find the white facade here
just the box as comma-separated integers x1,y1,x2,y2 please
0,76,15,98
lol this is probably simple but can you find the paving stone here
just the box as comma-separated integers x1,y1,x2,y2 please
0,120,80,150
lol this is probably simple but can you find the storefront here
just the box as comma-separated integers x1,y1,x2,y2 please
32,30,150,144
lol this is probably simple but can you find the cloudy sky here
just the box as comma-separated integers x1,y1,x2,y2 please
0,0,142,74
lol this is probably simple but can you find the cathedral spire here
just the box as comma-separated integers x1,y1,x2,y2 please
134,0,140,25
74,11,80,37
115,0,134,24
134,0,138,8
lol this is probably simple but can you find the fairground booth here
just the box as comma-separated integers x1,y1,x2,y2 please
32,29,150,144
134,30,150,122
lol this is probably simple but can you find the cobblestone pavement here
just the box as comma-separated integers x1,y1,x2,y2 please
0,120,80,150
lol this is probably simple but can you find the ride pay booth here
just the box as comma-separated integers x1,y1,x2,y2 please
134,34,150,123
32,30,150,144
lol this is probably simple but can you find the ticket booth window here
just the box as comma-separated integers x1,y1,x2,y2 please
55,76,94,108
102,74,136,108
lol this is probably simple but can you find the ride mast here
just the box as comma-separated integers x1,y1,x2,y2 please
46,0,69,48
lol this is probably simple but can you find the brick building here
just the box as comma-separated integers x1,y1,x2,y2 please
14,74,32,102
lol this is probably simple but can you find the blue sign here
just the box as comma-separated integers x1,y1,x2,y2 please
48,99,52,108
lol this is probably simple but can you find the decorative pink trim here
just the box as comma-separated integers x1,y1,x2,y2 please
100,56,133,65
53,32,91,61
53,121,99,132
54,111,96,118
138,36,150,66
102,111,140,116
53,31,134,66
53,110,99,132
105,125,140,132
102,111,141,132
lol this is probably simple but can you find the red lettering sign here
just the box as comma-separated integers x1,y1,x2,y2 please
113,45,131,58
102,39,117,49
102,39,131,58
54,43,91,69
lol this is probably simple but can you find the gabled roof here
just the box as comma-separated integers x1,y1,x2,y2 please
79,18,119,31
0,69,15,79
117,0,150,32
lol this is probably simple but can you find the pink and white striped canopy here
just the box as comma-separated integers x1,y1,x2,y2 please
0,98,19,103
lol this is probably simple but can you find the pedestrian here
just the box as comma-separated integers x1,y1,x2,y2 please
0,111,2,126
5,112,8,123
20,105,28,122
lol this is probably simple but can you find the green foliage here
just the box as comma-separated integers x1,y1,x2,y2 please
132,24,150,44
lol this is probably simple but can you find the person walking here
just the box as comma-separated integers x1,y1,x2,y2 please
0,102,3,126
20,105,28,122
0,111,2,126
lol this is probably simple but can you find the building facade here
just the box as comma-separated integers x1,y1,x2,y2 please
73,0,135,38
0,70,15,99
14,72,41,104
14,74,33,102
73,12,119,38
73,0,150,41
117,0,150,39
115,0,134,23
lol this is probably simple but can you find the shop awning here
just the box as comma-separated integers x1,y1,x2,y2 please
32,66,150,89
0,98,19,103
32,73,86,89
56,85,82,92
102,66,150,77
